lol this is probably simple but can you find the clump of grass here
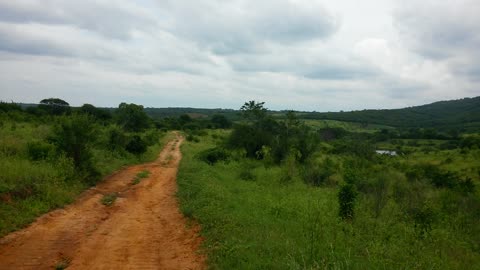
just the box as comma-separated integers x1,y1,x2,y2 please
162,154,174,166
101,193,118,206
55,257,70,270
131,170,150,185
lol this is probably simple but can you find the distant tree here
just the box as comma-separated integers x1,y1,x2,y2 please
179,114,192,126
79,104,111,121
115,103,151,132
0,102,22,113
210,114,232,129
39,98,70,115
240,100,267,122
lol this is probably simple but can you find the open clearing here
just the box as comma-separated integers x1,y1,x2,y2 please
0,134,204,270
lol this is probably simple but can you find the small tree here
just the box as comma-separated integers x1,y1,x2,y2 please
115,103,151,132
240,100,267,122
51,113,96,168
338,184,357,221
50,113,99,183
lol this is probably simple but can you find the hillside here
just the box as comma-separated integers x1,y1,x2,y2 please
301,96,480,131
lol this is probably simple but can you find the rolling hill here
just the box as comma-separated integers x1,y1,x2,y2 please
300,96,480,131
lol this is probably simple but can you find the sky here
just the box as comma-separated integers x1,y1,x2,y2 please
0,0,479,111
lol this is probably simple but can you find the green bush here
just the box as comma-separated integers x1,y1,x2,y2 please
50,113,96,170
302,158,336,186
412,203,436,237
197,147,229,165
106,125,128,151
186,134,200,143
125,135,148,155
338,184,357,220
27,141,54,161
143,129,161,146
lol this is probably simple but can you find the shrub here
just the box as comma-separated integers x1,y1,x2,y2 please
143,129,161,146
186,134,200,143
197,147,229,165
302,158,336,187
458,177,475,194
412,203,436,237
338,184,357,221
50,113,96,170
27,141,54,161
106,125,128,151
125,135,148,155
239,169,256,181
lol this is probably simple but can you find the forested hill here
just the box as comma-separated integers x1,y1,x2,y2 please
301,96,480,130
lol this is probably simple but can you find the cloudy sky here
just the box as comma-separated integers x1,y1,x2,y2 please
0,0,479,111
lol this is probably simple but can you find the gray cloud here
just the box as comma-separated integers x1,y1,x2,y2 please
227,50,379,80
394,0,480,81
157,0,339,54
0,0,157,40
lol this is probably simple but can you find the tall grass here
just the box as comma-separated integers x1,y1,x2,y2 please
177,130,480,269
0,120,169,237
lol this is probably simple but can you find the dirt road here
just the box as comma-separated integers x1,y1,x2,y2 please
0,134,205,270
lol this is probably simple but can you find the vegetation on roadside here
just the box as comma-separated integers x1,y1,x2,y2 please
0,100,167,236
177,101,480,269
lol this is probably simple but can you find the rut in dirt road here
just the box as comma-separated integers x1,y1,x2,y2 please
0,134,205,270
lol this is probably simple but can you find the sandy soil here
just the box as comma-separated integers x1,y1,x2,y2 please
0,134,205,270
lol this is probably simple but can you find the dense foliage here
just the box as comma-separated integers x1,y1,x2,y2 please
0,99,166,236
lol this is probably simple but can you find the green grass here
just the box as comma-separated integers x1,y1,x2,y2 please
303,119,393,133
101,193,118,206
177,131,480,269
131,170,150,185
0,120,172,237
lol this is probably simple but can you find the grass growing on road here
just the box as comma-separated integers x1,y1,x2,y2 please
131,170,151,185
101,193,118,206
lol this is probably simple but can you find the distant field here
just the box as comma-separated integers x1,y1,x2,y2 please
303,119,393,132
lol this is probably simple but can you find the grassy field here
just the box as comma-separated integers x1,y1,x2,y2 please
177,130,480,269
0,119,170,237
304,119,393,133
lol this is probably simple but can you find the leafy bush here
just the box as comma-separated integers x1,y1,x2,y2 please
302,158,336,186
338,184,357,220
50,113,96,170
27,141,54,161
186,134,200,143
125,135,148,155
106,125,128,151
412,203,436,237
143,129,161,146
197,147,229,165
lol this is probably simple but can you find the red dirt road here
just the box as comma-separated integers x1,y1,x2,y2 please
0,135,205,270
